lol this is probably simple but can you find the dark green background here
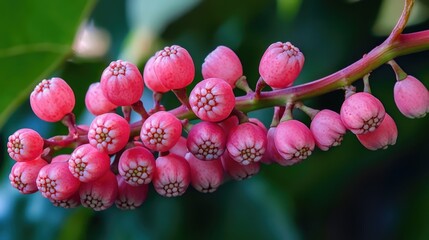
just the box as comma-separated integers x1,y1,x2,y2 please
1,0,428,239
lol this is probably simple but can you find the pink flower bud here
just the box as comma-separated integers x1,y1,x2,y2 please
51,154,71,163
9,156,48,194
227,122,267,165
7,128,44,162
79,170,118,211
274,120,315,163
310,109,347,151
140,111,182,152
189,78,235,122
187,121,226,160
218,115,239,132
50,192,81,209
116,175,149,210
356,113,398,150
30,78,75,122
153,154,191,197
143,56,170,93
85,82,117,116
394,75,429,118
259,42,304,89
152,45,195,89
68,144,111,182
221,153,260,181
185,153,224,193
37,162,81,201
202,46,243,87
265,127,284,165
169,136,188,157
88,113,130,154
340,92,385,134
118,146,156,185
100,60,143,106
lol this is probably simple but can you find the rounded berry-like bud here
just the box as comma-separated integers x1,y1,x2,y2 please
118,146,156,185
68,144,111,183
310,109,347,151
152,45,195,89
79,170,118,211
30,77,75,122
9,156,48,194
85,82,117,116
152,154,191,197
187,121,226,161
100,60,143,106
169,136,188,157
37,162,81,201
219,115,239,133
115,175,149,210
88,113,130,154
202,46,243,87
340,92,385,134
143,56,170,93
7,128,44,162
249,118,268,133
51,154,71,163
274,120,315,163
140,111,182,152
394,75,429,118
221,153,260,181
189,78,235,122
259,42,304,89
50,192,81,209
227,122,267,165
357,113,398,150
185,153,224,193
264,127,283,165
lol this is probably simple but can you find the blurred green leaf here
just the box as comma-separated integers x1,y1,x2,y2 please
0,0,96,128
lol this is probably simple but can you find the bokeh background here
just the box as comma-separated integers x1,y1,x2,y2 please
1,0,429,239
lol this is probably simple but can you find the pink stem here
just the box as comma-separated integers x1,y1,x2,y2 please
170,30,429,119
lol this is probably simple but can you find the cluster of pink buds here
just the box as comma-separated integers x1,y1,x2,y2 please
6,39,429,211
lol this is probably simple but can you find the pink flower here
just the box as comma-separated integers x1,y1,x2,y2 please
185,153,224,193
140,111,182,152
30,78,75,122
226,122,267,165
7,128,44,162
152,154,191,197
50,192,81,209
118,146,156,185
9,156,48,194
68,144,111,182
189,78,235,122
202,46,243,87
187,121,226,160
88,113,130,154
100,60,143,106
340,92,385,134
115,175,149,210
37,162,81,201
356,113,398,150
143,56,170,93
85,82,117,116
274,120,315,163
152,45,195,89
79,170,118,211
394,75,429,118
259,42,304,89
310,109,346,151
221,153,260,181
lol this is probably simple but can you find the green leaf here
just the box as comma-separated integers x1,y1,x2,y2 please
0,0,96,128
